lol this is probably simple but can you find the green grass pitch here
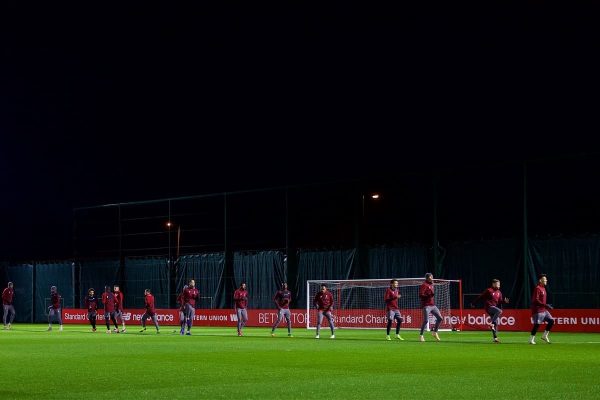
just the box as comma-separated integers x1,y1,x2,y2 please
1,324,599,399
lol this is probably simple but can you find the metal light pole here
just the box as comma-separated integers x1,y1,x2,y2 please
167,221,172,265
362,193,365,218
176,224,181,259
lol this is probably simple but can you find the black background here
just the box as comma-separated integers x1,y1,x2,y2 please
2,1,599,260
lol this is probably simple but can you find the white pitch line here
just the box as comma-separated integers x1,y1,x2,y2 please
557,341,600,344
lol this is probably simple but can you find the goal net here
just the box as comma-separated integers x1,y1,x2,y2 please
306,278,462,330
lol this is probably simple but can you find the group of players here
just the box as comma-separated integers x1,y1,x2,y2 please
468,273,555,344
196,272,555,344
80,279,201,335
383,272,555,344
2,273,555,343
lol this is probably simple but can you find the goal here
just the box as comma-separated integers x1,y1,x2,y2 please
306,278,463,330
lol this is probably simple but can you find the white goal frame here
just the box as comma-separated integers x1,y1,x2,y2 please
306,278,463,331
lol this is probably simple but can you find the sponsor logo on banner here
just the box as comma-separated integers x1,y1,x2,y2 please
450,310,600,332
61,308,600,332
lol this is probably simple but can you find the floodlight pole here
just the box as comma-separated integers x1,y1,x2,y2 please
176,225,181,259
361,193,365,218
168,200,172,265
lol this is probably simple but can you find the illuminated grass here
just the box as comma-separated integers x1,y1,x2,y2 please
1,325,599,399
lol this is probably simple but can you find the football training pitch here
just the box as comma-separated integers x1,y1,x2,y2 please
1,325,599,399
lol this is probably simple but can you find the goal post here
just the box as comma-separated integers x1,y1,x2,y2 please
306,278,463,331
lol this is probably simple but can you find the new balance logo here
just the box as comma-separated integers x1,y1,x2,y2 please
230,314,238,322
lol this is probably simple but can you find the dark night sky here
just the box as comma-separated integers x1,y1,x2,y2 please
1,2,599,260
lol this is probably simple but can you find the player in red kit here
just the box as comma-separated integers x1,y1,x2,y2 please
183,279,199,335
84,288,99,332
140,289,160,333
233,282,248,336
47,286,63,331
384,279,404,341
530,274,555,344
313,284,335,339
418,273,442,342
271,282,292,337
113,284,126,333
3,282,15,330
471,279,509,343
177,285,188,335
102,285,120,334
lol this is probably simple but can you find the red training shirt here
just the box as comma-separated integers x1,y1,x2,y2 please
314,291,333,311
184,287,199,307
530,284,548,314
102,292,116,313
473,287,504,312
384,287,400,311
144,293,156,315
419,282,435,307
2,287,14,305
234,289,248,310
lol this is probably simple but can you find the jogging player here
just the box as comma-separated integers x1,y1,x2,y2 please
2,282,15,330
183,279,199,335
471,278,509,343
233,282,249,336
419,273,442,342
530,274,555,344
102,285,119,334
140,289,160,334
313,284,335,339
84,288,99,332
271,282,292,337
384,279,404,341
113,284,126,333
47,286,63,331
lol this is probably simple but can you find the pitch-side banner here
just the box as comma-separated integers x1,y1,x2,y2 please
445,309,600,333
61,308,600,332
61,309,309,328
